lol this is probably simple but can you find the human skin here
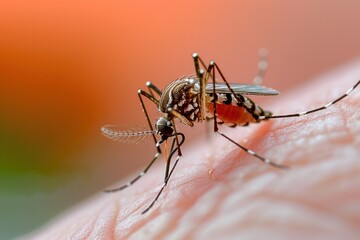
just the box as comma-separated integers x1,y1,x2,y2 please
23,61,360,240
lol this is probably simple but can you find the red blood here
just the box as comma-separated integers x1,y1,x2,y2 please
206,102,255,125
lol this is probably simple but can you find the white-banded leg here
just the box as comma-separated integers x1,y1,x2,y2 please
200,57,289,169
260,80,360,120
253,48,268,85
218,132,289,169
193,52,268,122
104,149,162,192
210,60,265,122
142,132,185,214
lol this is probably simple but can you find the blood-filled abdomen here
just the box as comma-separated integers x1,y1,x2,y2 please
206,102,256,125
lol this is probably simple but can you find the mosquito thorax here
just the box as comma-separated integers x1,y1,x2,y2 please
158,77,201,123
155,117,174,137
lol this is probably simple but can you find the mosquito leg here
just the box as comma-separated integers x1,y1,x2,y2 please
193,54,218,138
218,131,289,169
192,54,205,85
104,149,162,192
141,154,180,214
195,55,265,121
193,53,215,80
253,48,268,85
142,133,185,214
205,62,218,131
146,81,162,97
204,61,288,169
194,54,224,133
192,53,203,79
205,117,215,140
193,53,207,121
138,89,161,153
171,119,183,156
260,80,360,120
211,62,263,121
163,137,177,182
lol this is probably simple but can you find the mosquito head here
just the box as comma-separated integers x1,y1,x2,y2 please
156,117,174,139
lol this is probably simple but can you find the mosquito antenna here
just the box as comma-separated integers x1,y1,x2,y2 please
101,125,157,144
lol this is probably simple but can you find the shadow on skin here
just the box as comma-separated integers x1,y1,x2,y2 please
22,60,360,240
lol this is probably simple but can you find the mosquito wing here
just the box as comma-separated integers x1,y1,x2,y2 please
205,83,280,96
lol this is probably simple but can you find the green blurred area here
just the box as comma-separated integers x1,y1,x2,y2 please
0,174,83,239
0,126,91,239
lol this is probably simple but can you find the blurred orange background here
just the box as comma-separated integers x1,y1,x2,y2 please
1,1,360,238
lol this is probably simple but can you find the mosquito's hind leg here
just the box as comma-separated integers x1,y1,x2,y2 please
260,80,360,120
204,60,289,169
142,132,185,214
218,132,289,170
146,81,162,97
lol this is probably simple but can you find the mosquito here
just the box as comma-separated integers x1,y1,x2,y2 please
101,51,360,214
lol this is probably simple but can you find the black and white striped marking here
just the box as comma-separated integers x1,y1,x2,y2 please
258,80,360,120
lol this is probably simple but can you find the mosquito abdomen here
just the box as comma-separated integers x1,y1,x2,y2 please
205,93,271,126
206,102,255,125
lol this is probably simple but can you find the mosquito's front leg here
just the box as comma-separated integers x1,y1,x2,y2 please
104,149,162,192
142,132,185,214
138,89,161,152
163,137,177,183
146,81,162,98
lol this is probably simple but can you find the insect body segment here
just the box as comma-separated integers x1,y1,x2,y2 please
206,93,272,127
158,77,202,125
102,52,359,214
157,76,274,127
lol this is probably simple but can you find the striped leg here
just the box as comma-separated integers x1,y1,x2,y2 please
142,132,185,214
219,132,289,169
146,81,162,97
198,58,289,169
142,154,181,214
209,61,265,122
104,150,161,192
259,80,360,120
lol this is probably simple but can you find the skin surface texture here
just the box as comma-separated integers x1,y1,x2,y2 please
22,60,360,240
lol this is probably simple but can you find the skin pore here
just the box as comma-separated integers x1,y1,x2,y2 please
23,61,360,240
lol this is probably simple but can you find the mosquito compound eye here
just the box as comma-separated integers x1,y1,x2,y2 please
156,118,173,137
